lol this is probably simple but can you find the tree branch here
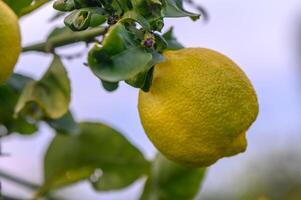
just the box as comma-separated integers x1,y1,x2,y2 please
22,27,107,53
0,169,39,190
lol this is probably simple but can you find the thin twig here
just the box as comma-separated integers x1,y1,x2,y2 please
0,169,39,190
22,27,107,53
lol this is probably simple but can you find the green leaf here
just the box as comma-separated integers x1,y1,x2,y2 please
0,74,38,135
121,10,151,31
15,56,71,119
162,27,184,50
88,23,156,82
125,0,164,31
6,73,33,92
47,27,74,41
140,154,206,200
45,111,80,135
41,122,149,195
162,0,200,19
101,80,119,92
3,0,32,16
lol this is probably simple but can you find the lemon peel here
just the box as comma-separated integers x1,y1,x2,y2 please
138,48,259,167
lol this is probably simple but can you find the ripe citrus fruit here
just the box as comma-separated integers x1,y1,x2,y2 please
0,0,21,84
138,48,259,167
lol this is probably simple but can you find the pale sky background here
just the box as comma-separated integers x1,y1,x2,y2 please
1,0,301,199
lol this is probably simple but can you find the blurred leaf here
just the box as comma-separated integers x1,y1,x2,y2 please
15,56,71,120
163,0,200,19
88,23,162,82
3,0,32,15
45,111,80,135
4,0,51,17
19,0,52,17
140,154,206,200
6,73,33,92
49,12,66,22
0,74,38,135
47,27,74,41
41,122,149,195
162,27,184,50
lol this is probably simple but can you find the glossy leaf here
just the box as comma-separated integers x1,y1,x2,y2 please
41,122,149,195
140,154,206,200
15,56,71,119
88,23,160,82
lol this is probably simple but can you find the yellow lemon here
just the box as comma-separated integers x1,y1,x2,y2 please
0,0,21,84
138,48,259,167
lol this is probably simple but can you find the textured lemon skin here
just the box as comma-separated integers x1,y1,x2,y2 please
138,48,259,167
0,1,21,84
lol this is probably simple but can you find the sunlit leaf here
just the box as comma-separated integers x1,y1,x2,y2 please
15,56,71,119
40,122,149,195
140,154,206,200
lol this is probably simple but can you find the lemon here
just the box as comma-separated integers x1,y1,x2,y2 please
0,0,21,84
138,48,259,167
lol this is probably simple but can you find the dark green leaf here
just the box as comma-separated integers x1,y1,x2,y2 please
41,122,149,195
121,11,151,31
141,67,154,92
6,73,34,92
101,80,119,92
15,56,71,119
125,70,149,89
123,0,163,31
162,27,184,50
140,154,206,200
162,0,200,19
88,23,156,82
0,74,38,135
45,111,79,135
3,0,32,16
154,33,168,52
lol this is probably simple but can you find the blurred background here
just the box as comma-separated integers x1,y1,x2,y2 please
1,0,301,199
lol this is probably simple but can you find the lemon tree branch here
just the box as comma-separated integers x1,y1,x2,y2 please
0,169,39,190
22,26,107,53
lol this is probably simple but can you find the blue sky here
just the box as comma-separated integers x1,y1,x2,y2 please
1,0,301,199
